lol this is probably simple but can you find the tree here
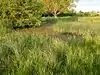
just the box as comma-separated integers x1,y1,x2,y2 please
0,0,43,29
42,0,78,18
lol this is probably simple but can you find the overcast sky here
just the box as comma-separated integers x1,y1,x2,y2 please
76,0,100,12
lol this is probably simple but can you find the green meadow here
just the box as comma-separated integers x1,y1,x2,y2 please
0,17,100,75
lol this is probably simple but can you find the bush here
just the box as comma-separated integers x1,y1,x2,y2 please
0,0,43,29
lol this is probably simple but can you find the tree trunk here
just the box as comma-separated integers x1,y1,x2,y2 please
54,15,57,18
54,11,57,18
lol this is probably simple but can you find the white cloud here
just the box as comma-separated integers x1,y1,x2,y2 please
76,0,100,12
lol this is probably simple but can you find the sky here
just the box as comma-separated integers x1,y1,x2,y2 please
76,0,100,12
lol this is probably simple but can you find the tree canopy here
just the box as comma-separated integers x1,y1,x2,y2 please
42,0,78,18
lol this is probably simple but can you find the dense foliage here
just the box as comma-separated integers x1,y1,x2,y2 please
0,0,43,29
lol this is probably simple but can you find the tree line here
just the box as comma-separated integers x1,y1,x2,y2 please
0,0,78,29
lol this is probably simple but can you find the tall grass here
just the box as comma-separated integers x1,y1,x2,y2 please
0,31,100,75
53,19,100,35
